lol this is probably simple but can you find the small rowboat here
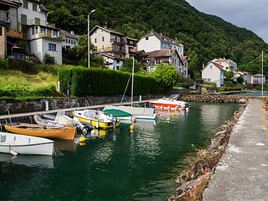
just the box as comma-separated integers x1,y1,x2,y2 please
0,131,54,156
4,123,76,140
73,110,119,129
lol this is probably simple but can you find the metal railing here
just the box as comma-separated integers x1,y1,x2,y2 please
0,16,9,23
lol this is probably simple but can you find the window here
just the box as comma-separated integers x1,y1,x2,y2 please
32,3,38,11
102,36,104,42
48,43,56,51
21,14,27,25
66,39,68,43
32,27,34,35
35,26,38,34
95,38,97,43
23,0,28,9
145,37,149,40
0,27,2,36
40,27,45,33
52,30,58,37
35,18,40,25
74,41,76,45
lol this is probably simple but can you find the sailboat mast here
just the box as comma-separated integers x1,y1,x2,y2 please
262,50,264,97
131,57,134,107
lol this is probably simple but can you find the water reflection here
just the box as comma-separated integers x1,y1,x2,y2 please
0,153,54,168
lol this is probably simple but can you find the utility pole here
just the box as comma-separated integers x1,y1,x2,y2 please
262,50,264,97
88,9,96,68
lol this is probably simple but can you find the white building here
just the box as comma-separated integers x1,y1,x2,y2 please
18,0,48,26
101,53,123,70
212,58,238,72
253,74,266,85
1,0,62,64
27,24,62,64
61,30,79,49
137,31,184,56
202,62,224,87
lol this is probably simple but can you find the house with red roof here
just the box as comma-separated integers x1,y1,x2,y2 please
202,62,224,87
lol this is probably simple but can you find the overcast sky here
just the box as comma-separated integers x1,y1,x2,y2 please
185,0,268,43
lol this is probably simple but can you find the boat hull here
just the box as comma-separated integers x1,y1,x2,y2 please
4,125,76,140
150,100,190,110
73,115,119,129
0,132,54,156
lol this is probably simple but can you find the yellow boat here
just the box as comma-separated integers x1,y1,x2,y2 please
73,110,119,130
4,123,76,140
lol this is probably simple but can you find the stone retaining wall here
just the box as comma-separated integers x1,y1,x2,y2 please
180,94,249,104
0,95,161,115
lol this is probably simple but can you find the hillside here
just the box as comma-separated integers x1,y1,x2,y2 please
44,0,268,77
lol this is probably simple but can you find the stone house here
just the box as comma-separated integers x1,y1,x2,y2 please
141,49,186,76
137,31,188,77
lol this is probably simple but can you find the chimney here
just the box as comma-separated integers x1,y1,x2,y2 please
71,31,74,35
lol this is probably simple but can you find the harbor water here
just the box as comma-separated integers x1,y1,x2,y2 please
0,103,240,201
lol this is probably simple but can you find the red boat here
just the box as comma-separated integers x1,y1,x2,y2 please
150,95,190,110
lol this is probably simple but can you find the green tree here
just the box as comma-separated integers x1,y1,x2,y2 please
224,71,234,81
152,63,180,89
120,58,143,72
237,76,244,84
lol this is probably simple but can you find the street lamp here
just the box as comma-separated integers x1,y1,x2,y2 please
88,9,96,68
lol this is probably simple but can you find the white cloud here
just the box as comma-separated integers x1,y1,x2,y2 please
185,0,268,42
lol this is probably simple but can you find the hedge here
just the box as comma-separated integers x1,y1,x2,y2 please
0,84,57,97
59,66,163,96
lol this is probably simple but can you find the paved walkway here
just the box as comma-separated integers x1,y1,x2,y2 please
203,99,268,201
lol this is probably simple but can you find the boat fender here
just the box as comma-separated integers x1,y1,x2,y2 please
129,124,135,133
79,136,87,143
131,117,136,123
96,122,99,129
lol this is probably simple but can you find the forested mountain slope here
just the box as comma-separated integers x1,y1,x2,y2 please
44,0,268,76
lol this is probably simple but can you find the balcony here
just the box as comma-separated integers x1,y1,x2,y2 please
38,32,62,41
0,16,10,27
6,31,23,39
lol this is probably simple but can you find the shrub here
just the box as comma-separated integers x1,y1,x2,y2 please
219,86,242,92
8,59,37,74
59,66,163,96
0,84,57,97
0,58,9,69
152,63,180,89
44,53,55,64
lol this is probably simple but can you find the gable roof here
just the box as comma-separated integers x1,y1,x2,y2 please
142,48,184,63
203,62,224,72
60,30,79,39
90,25,124,36
212,62,224,70
139,31,181,46
0,0,21,7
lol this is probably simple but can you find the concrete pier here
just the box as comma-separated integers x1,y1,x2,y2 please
203,99,268,201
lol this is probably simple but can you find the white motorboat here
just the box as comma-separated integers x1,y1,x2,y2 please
150,94,190,110
0,132,54,156
103,105,156,121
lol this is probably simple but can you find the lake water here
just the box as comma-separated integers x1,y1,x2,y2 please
232,91,268,96
0,103,240,201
